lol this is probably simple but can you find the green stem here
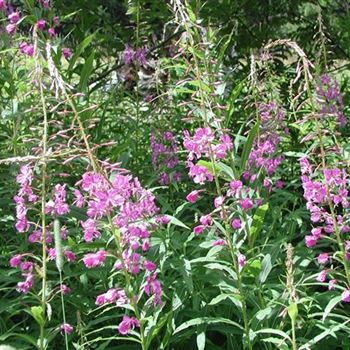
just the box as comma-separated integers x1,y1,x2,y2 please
59,270,69,350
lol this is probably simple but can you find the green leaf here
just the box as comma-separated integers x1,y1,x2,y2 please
168,215,190,230
174,317,243,334
250,203,269,245
322,295,342,321
79,50,95,92
255,328,292,342
259,254,272,283
30,306,45,328
68,33,96,74
196,332,206,350
240,122,259,171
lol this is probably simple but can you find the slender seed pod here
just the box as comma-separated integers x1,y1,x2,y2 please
54,218,64,272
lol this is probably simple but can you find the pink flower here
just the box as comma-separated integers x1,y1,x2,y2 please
118,315,140,335
62,47,72,59
188,163,213,184
328,279,337,290
316,270,327,282
6,23,16,34
16,273,34,294
73,189,84,207
60,323,73,335
48,27,56,37
238,254,246,268
20,261,33,272
231,218,241,229
64,250,76,262
0,0,5,10
186,190,201,203
144,273,163,305
317,253,329,264
305,235,317,248
275,180,284,189
83,250,107,268
81,218,100,242
36,19,46,29
311,227,322,239
193,225,205,235
10,254,22,267
8,11,20,23
96,288,127,306
214,196,224,208
19,43,34,57
228,180,242,196
341,289,350,302
239,198,253,210
61,284,71,295
144,260,156,271
212,239,226,246
199,214,212,226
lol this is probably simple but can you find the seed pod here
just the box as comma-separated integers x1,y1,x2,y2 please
54,218,63,272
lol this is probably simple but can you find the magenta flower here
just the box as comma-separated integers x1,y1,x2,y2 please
144,260,156,271
118,315,140,335
62,47,72,59
227,180,242,196
61,284,71,295
83,250,107,268
239,198,253,210
316,270,327,282
193,225,205,235
48,27,56,37
199,214,213,226
305,235,317,248
214,196,224,208
0,0,5,10
95,288,127,306
81,218,100,242
341,289,350,302
20,261,33,272
231,218,242,229
144,273,163,305
19,43,34,57
10,254,22,267
212,239,226,246
6,23,16,34
64,250,76,262
36,19,46,29
8,11,20,23
186,190,201,203
317,253,329,265
238,254,246,268
16,273,34,294
328,279,337,290
60,323,73,335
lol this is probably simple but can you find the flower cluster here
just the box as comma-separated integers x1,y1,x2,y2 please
123,45,148,66
150,130,181,185
183,127,232,184
300,157,350,301
45,184,70,216
316,74,346,127
245,102,285,184
1,1,72,59
73,166,164,334
10,254,34,293
14,165,38,232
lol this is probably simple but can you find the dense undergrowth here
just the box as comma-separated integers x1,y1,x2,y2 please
1,0,350,349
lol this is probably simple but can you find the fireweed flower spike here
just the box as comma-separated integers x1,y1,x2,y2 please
150,131,181,185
